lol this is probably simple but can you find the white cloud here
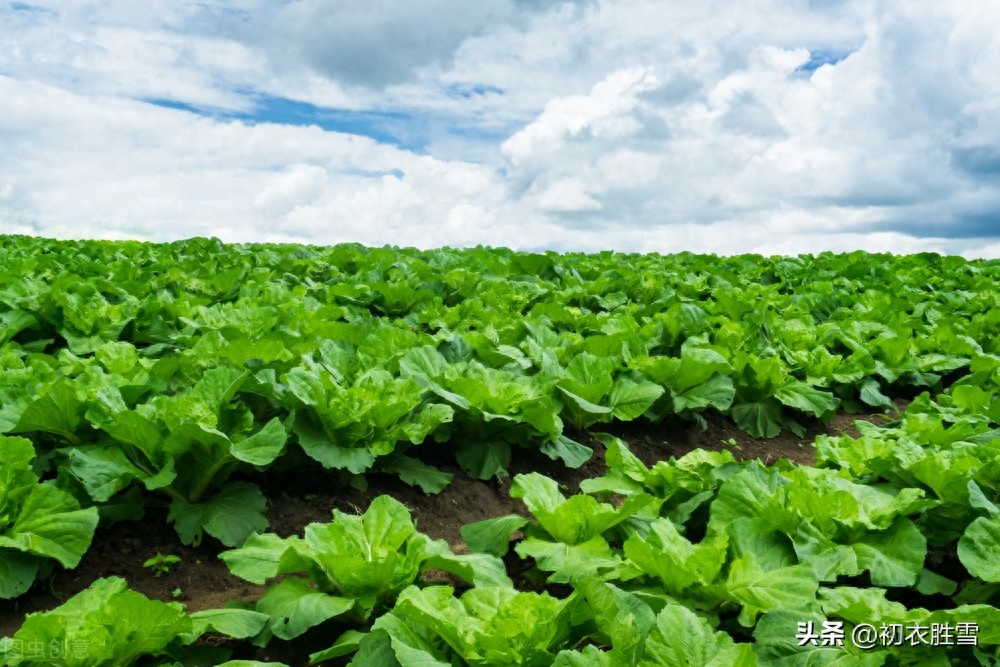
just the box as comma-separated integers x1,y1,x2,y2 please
253,164,327,217
1,3,264,110
501,67,659,166
246,0,509,89
0,75,503,247
533,178,602,213
1,0,999,256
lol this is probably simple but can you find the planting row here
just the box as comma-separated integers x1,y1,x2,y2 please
5,373,1000,664
1,238,997,565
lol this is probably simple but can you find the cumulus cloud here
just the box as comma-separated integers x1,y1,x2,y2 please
502,67,660,168
253,164,328,217
486,2,1000,252
205,0,591,98
1,0,999,256
1,1,264,110
0,74,503,246
245,1,517,89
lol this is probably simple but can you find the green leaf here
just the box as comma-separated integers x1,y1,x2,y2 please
558,386,614,420
394,585,577,665
347,629,405,667
0,548,40,599
389,586,476,659
623,518,728,592
639,604,757,667
634,347,730,395
308,629,367,663
915,568,957,596
68,446,152,502
219,532,311,585
0,483,98,568
959,514,1000,582
515,535,620,583
673,374,736,413
399,345,450,380
790,526,857,584
230,417,287,467
303,496,422,608
731,400,784,439
455,440,511,480
511,472,565,516
817,586,909,623
725,555,819,626
591,435,649,487
401,403,454,444
926,604,1000,645
968,480,999,516
859,378,893,409
285,367,328,408
168,481,268,547
461,515,530,557
256,577,355,640
576,578,654,661
609,379,664,421
4,577,192,667
540,435,594,469
851,518,926,586
188,608,270,640
754,609,885,666
95,340,140,374
293,412,377,474
422,538,513,588
104,589,193,659
563,352,615,393
709,464,789,531
348,622,451,667
512,473,655,545
8,378,83,443
0,436,38,511
781,467,934,533
101,410,165,460
553,646,617,667
380,455,453,494
775,381,840,417
728,518,797,571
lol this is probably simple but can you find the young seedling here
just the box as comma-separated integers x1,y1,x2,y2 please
143,553,181,578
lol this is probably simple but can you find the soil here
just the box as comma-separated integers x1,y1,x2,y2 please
0,404,907,664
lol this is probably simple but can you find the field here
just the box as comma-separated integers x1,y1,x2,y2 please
1,235,999,666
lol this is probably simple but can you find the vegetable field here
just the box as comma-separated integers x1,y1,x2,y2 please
1,235,999,666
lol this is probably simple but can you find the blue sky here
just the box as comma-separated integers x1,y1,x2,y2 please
145,95,429,151
1,0,998,256
142,91,514,154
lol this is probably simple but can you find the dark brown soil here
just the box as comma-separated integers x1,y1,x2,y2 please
0,406,904,663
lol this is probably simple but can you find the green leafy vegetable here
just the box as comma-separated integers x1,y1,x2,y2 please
0,436,98,598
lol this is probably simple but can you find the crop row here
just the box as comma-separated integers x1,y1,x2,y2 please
1,237,999,664
1,238,997,567
5,370,1000,664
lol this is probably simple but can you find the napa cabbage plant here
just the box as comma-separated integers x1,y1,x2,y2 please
0,576,273,666
220,495,510,643
0,435,98,598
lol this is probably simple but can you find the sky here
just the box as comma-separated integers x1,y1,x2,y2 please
1,0,999,256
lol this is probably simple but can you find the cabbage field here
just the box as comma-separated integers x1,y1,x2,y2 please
1,235,999,665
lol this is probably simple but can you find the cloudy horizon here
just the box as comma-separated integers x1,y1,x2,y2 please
2,1,999,257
